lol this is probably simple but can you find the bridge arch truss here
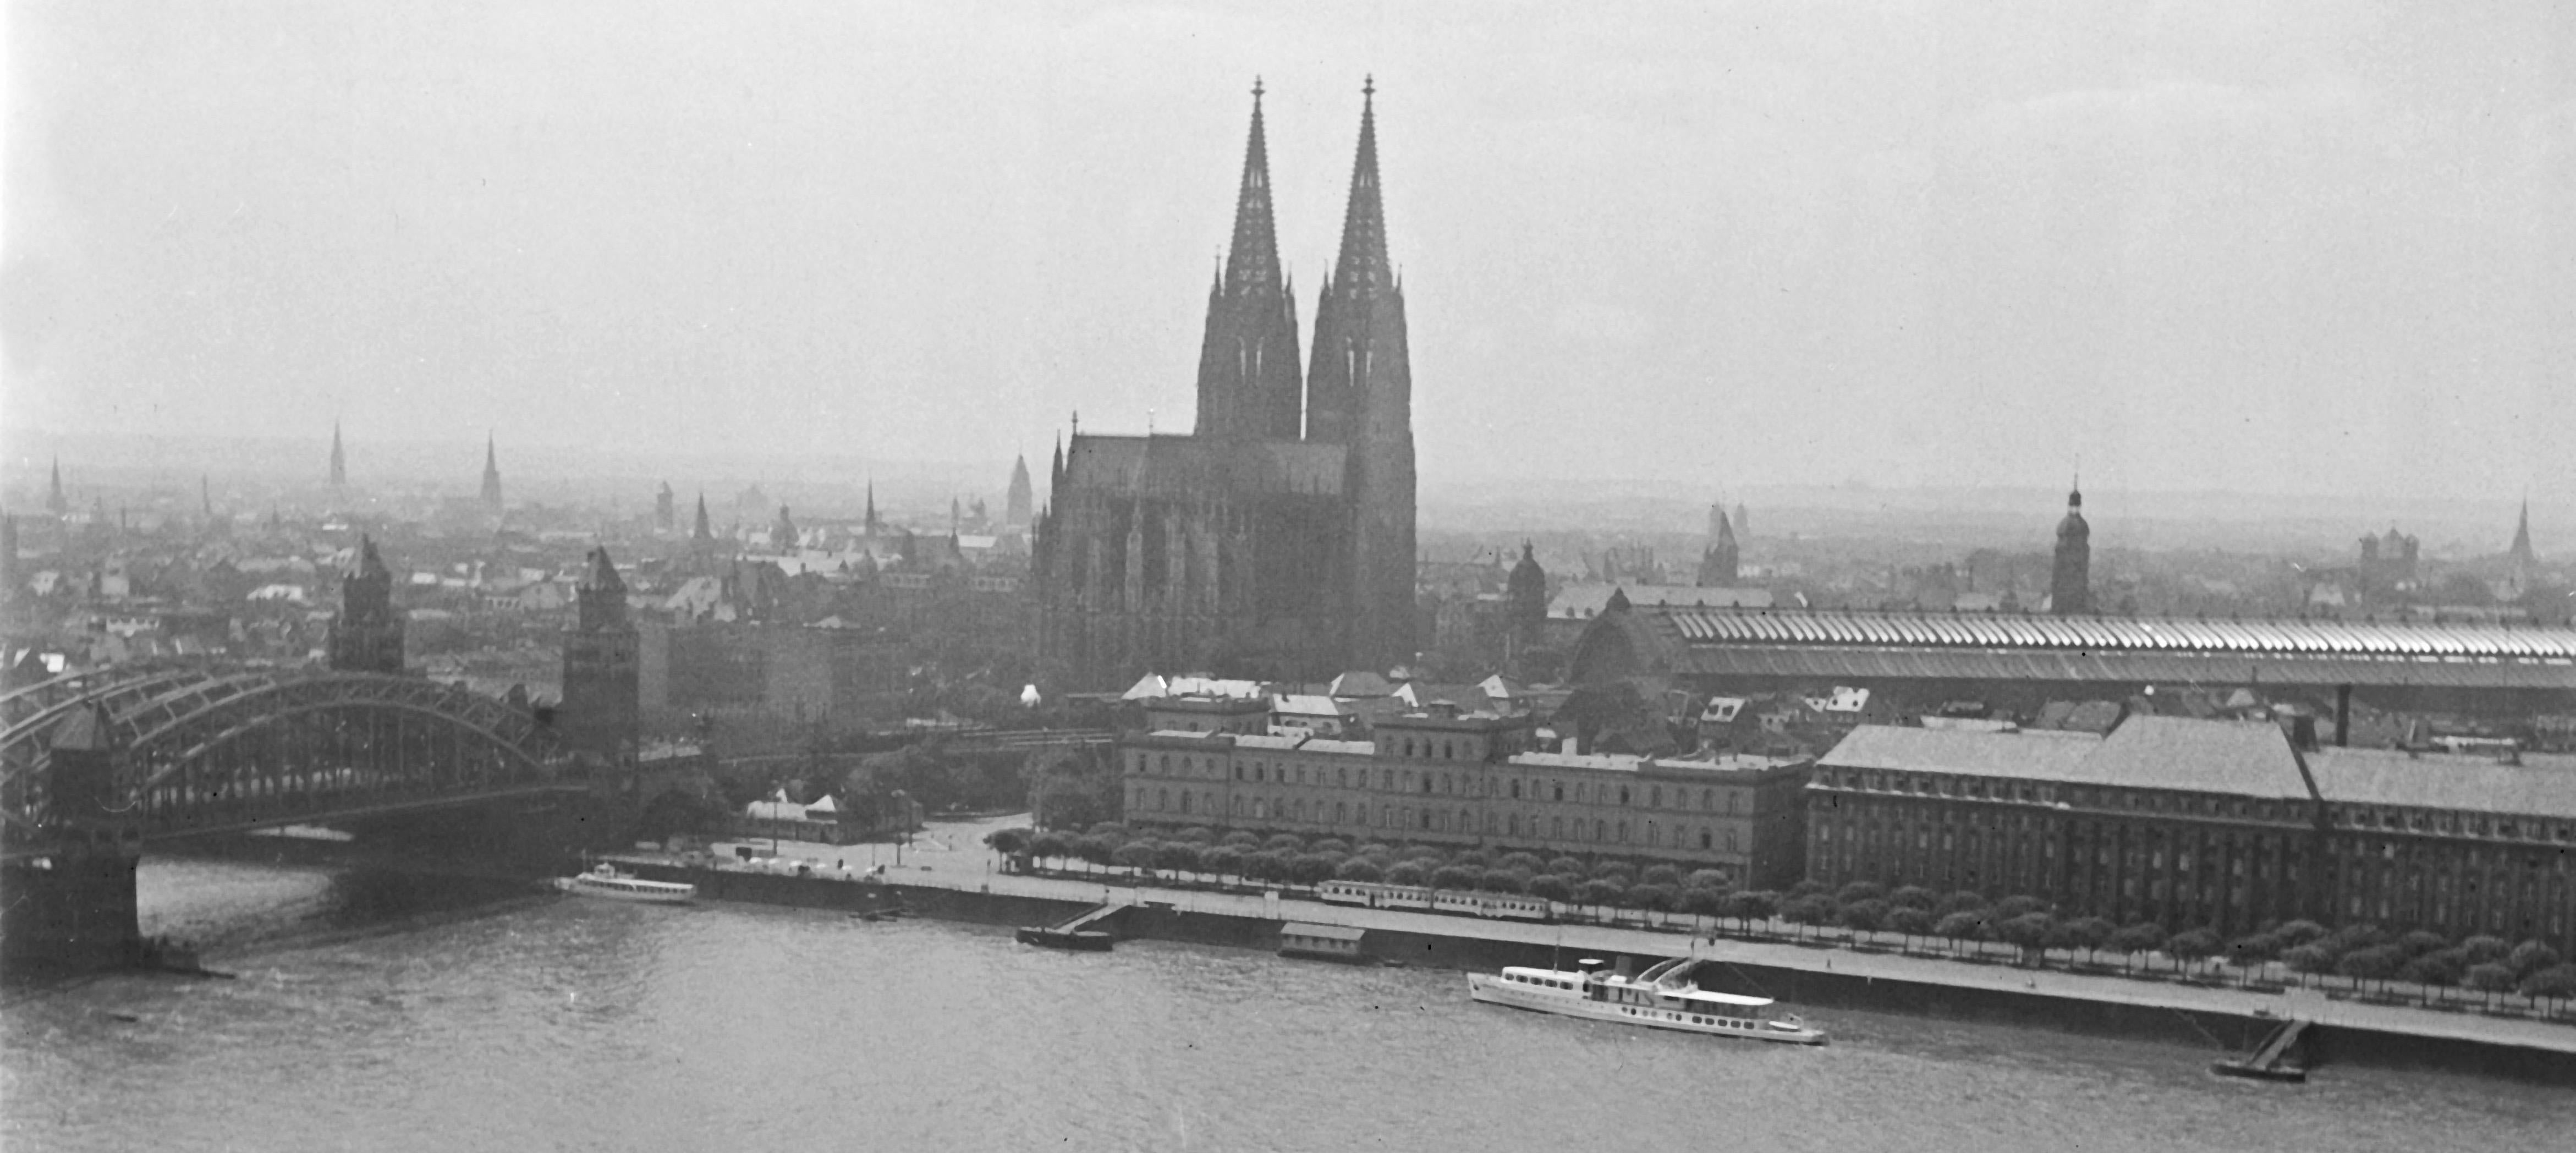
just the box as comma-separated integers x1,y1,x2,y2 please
2,664,569,852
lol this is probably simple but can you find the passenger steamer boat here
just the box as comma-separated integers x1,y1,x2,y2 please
554,864,696,904
1468,957,1826,1045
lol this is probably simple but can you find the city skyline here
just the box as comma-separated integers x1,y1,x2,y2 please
6,2,2569,505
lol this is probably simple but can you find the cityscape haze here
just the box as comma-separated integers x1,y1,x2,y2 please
7,2,2570,503
7,3,2576,1146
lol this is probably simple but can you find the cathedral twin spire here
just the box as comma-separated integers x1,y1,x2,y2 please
1194,78,1397,447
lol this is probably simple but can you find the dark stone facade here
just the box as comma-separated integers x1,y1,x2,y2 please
561,547,640,766
326,535,405,674
1034,83,1417,688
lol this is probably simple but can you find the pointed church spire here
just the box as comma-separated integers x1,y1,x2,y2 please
2510,496,2535,566
479,433,503,512
1302,76,1417,670
865,479,880,534
576,546,629,633
1698,503,1739,586
46,457,65,515
1195,79,1304,440
1007,454,1034,527
1224,76,1282,294
692,491,712,541
1331,75,1391,293
329,421,347,487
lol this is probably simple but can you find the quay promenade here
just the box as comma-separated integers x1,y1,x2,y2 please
633,820,2576,1064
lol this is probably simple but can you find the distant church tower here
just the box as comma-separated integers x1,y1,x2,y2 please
2509,498,2537,570
45,459,67,517
559,547,639,766
327,536,405,674
1195,79,1305,441
1506,542,1548,659
479,435,503,514
2050,484,2092,616
2502,498,2539,601
1698,503,1739,586
1005,455,1034,528
329,422,347,488
772,506,799,552
1306,78,1418,671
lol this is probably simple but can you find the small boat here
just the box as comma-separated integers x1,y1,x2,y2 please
2210,1058,2308,1083
1014,926,1114,951
1467,957,1827,1045
554,864,696,904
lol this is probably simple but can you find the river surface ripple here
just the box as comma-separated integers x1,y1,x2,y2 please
3,857,2571,1152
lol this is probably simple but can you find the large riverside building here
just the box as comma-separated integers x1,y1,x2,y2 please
1572,602,2576,725
1807,717,2576,949
1032,81,1418,688
1120,705,1812,888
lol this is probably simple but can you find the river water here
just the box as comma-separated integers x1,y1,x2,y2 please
3,857,2569,1152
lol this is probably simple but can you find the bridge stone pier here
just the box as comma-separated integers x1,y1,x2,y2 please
2,702,142,972
2,845,142,974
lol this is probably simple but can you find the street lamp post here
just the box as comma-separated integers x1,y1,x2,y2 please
891,789,909,868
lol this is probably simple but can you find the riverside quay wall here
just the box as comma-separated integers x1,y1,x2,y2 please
610,859,2576,1084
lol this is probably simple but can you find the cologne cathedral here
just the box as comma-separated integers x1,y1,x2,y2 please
1032,81,1418,688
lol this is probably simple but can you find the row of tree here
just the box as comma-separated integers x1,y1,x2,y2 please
986,823,2576,1001
1768,879,2576,999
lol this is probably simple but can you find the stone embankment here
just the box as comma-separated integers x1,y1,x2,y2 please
608,850,2576,1085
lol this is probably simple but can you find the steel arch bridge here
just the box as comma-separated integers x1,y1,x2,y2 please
1,663,576,860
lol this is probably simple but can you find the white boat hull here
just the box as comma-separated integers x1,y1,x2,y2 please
1467,974,1827,1045
554,874,696,904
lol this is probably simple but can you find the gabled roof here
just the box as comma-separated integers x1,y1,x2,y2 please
2080,716,2313,799
1120,673,1169,701
1328,670,1397,698
1820,725,2101,782
2307,746,2576,820
1821,716,2316,801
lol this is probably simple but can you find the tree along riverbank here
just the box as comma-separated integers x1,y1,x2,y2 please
980,822,2576,1028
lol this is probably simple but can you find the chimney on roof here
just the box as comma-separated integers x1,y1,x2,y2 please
2289,715,2318,753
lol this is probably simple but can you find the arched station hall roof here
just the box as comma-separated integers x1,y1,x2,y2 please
1571,606,2576,693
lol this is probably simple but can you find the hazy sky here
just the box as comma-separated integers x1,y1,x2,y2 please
5,1,2569,502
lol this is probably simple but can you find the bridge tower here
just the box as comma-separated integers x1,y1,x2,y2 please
1,702,142,973
328,536,406,674
560,547,639,767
